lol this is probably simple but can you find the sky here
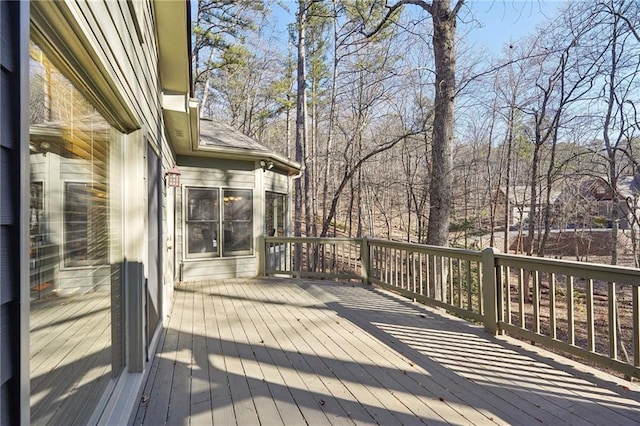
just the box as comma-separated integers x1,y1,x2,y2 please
269,0,565,56
463,0,564,53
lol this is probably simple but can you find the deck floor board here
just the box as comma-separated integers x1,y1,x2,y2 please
133,278,640,426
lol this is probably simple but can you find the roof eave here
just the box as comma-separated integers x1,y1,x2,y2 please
155,0,198,153
195,145,302,175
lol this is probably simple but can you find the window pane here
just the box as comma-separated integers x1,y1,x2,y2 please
223,189,252,255
188,188,218,221
223,221,252,253
187,222,219,254
186,188,219,257
64,183,108,267
266,192,286,236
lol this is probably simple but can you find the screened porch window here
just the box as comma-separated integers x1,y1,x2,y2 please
223,189,253,255
186,187,253,258
265,191,286,237
186,188,220,256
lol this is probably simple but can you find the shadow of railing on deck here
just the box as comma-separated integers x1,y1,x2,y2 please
135,280,640,425
303,281,640,415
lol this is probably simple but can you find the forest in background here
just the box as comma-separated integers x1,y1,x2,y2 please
191,0,640,266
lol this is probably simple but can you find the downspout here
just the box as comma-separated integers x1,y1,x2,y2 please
288,166,304,237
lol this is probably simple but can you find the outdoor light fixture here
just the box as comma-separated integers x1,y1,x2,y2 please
164,165,181,187
39,141,51,156
260,159,274,171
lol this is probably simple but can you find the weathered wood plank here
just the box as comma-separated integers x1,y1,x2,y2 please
282,283,480,425
189,281,214,425
240,280,356,425
220,280,285,425
229,282,307,425
134,278,640,426
215,280,260,425
165,283,195,426
30,295,112,425
201,280,236,425
136,281,187,424
256,282,406,425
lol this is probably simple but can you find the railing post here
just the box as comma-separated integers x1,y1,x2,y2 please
258,235,265,276
482,247,500,335
360,237,370,285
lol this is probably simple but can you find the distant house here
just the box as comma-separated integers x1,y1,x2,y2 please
496,185,561,228
1,2,299,425
554,176,640,229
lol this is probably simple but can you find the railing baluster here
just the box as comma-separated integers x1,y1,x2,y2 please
550,273,556,340
383,247,389,283
568,275,575,346
633,285,640,368
533,271,540,334
505,266,511,326
587,279,595,352
412,250,417,293
426,254,431,298
448,257,453,304
419,252,424,295
518,268,525,328
440,255,445,302
401,249,406,290
609,281,617,360
477,260,483,316
391,248,395,287
456,260,462,308
388,248,392,286
467,260,473,312
396,248,399,287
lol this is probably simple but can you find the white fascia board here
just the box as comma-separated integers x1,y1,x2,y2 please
162,93,187,113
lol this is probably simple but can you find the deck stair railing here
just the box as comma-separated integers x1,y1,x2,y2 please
262,236,640,380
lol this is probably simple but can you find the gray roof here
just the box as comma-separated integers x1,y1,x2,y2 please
618,175,640,199
199,119,269,152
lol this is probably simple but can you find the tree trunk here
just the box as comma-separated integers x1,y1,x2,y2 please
294,0,307,242
426,0,457,248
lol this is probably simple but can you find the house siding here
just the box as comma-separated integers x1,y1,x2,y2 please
1,2,29,424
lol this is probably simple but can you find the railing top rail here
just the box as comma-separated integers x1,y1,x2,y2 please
367,238,482,261
263,236,640,284
495,252,640,285
265,237,361,244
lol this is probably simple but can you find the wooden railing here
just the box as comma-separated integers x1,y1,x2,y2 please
262,237,363,281
262,236,640,380
491,251,640,380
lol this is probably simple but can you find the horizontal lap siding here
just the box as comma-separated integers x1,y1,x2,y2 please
73,1,162,146
182,258,257,281
264,171,289,193
1,1,26,424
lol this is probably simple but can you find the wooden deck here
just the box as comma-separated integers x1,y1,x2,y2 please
133,278,640,425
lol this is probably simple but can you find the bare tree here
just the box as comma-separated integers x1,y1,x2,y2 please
364,0,466,247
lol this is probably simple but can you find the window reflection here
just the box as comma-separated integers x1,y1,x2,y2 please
28,43,122,425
